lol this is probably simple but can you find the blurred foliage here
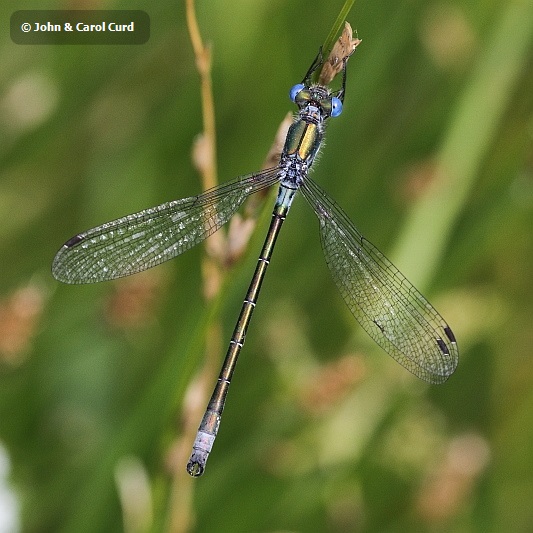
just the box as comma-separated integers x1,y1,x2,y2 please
1,0,533,532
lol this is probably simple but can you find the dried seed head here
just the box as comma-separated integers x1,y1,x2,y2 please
319,22,361,86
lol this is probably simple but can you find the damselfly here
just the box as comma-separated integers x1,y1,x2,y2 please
52,37,458,477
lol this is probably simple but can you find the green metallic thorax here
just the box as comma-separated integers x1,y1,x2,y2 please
284,120,321,163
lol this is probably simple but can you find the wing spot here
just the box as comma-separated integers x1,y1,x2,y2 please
444,326,456,344
436,338,450,356
64,234,85,248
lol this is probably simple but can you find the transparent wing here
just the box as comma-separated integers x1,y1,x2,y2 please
52,168,280,284
301,177,458,384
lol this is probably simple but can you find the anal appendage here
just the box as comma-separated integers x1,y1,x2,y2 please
186,410,220,477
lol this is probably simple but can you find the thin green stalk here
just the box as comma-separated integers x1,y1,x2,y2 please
321,0,357,58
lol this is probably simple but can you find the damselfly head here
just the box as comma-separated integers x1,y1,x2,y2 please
289,83,343,119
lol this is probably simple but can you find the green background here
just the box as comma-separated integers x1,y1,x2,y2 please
1,0,532,531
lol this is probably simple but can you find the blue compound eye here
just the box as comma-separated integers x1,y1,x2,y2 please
289,83,305,102
331,97,343,117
